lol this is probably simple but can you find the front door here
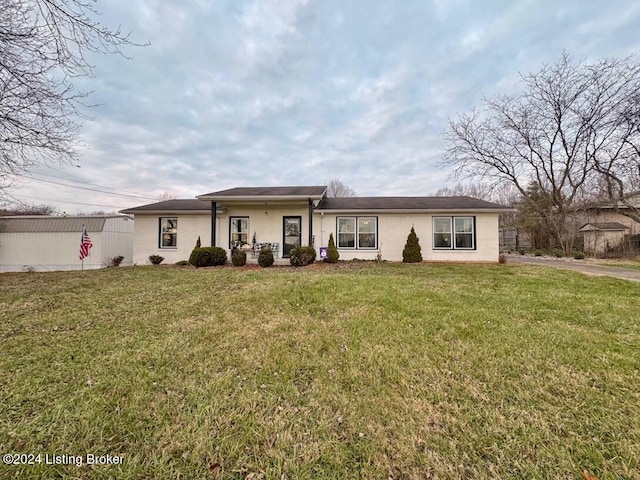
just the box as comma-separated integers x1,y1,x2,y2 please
283,216,302,258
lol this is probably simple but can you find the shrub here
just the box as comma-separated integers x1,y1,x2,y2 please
325,233,339,263
258,247,274,268
534,250,544,257
189,238,202,266
175,260,190,266
519,249,526,255
498,254,507,264
190,246,227,267
402,227,422,263
109,255,124,267
553,249,564,258
290,246,317,266
231,249,247,266
149,255,164,265
574,251,585,260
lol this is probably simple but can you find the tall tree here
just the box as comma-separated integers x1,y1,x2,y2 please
325,179,356,198
443,53,640,253
0,0,142,198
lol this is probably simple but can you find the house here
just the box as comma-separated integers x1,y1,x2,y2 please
120,186,511,264
573,194,640,255
0,215,134,272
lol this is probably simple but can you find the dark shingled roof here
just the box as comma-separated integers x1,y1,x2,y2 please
199,186,327,197
315,196,511,211
120,199,210,214
579,222,629,232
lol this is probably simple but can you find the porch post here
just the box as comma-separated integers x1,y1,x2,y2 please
308,198,313,246
211,201,217,246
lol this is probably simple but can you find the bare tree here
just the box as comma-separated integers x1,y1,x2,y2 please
0,202,58,216
325,179,356,197
433,183,494,200
158,192,175,202
443,53,640,253
0,0,143,198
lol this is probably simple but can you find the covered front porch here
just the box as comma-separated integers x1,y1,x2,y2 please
196,186,327,259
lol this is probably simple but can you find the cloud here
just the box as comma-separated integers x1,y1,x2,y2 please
8,0,640,212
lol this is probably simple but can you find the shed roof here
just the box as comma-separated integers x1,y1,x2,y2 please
315,196,511,212
578,222,629,232
0,215,129,233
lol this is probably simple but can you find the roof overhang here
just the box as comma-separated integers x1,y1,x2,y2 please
196,195,322,203
313,208,513,214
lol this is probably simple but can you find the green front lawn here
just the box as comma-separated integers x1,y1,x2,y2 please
1,263,639,479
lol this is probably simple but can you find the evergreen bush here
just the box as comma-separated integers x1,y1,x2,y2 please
258,247,274,267
573,251,585,260
289,246,317,266
189,238,202,266
148,255,164,265
192,247,227,267
231,249,247,266
402,227,422,263
325,233,339,263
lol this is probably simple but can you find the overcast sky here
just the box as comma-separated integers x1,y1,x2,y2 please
9,0,640,213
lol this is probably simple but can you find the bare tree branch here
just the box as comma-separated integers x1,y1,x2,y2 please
0,0,146,199
443,53,640,252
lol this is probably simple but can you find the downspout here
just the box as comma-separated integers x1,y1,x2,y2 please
211,201,217,247
308,198,313,246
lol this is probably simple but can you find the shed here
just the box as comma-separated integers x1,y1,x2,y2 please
0,215,134,272
578,222,629,255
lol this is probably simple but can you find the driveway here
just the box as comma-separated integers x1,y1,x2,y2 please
508,255,640,283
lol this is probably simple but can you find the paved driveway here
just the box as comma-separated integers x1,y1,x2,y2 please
508,255,640,283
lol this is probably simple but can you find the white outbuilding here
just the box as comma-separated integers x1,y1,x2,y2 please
0,215,134,272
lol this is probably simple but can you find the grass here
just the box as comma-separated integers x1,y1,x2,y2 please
600,258,640,271
1,263,639,479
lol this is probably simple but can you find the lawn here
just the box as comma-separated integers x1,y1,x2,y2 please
1,263,639,479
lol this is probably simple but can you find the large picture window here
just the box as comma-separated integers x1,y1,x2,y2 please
433,216,475,250
337,217,378,249
160,217,178,248
230,217,249,248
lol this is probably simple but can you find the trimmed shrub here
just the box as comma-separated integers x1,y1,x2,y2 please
498,254,507,264
258,247,274,268
195,236,201,249
189,238,202,266
574,251,585,260
149,255,164,265
109,255,124,267
175,260,190,266
553,249,564,258
534,250,544,257
290,246,317,267
402,227,422,263
325,233,339,263
231,249,247,266
192,247,227,268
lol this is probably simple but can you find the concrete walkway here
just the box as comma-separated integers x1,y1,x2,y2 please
508,255,640,283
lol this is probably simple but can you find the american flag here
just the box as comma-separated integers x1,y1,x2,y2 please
79,226,93,260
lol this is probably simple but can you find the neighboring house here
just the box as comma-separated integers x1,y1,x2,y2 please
0,215,134,272
121,186,510,264
573,194,640,255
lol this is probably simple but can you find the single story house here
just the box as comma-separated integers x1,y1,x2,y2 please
0,215,134,272
121,186,510,264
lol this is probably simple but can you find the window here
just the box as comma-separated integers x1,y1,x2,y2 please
229,217,249,248
160,217,177,248
433,216,475,250
337,218,355,248
358,217,377,248
337,217,378,249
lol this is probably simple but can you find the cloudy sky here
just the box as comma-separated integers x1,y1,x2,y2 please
10,0,640,213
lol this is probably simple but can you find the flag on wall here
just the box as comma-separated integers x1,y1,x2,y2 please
79,225,93,260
